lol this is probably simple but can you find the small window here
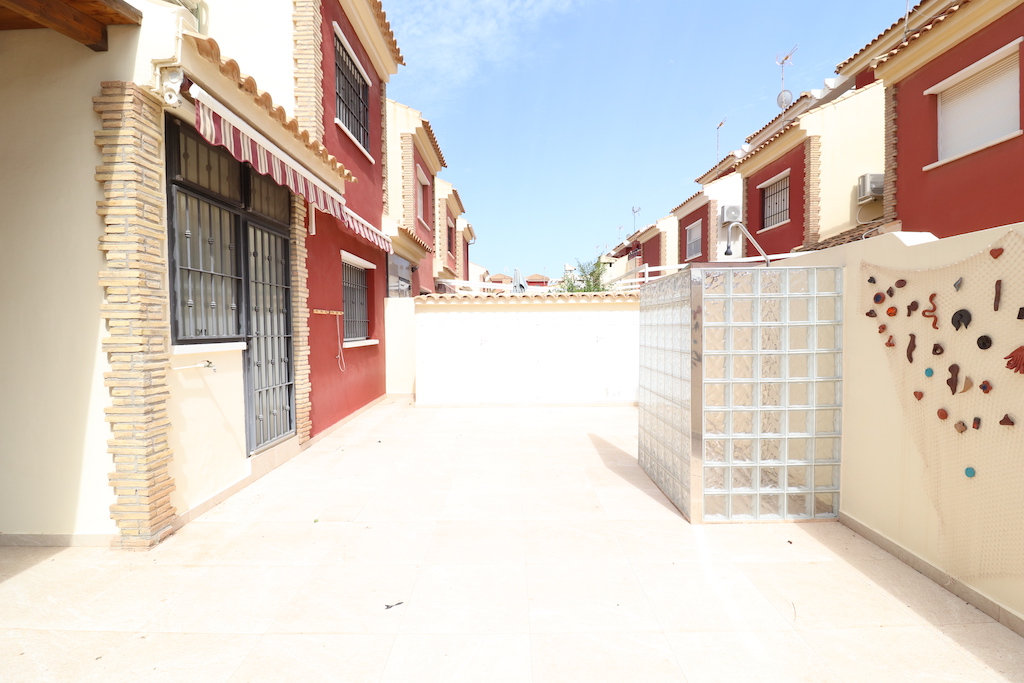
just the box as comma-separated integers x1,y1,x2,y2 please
685,220,702,260
335,34,370,150
447,218,456,255
416,167,430,224
761,175,789,230
343,263,369,340
926,40,1021,165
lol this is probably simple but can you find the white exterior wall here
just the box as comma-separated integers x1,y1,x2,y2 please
703,173,743,260
415,299,639,406
800,81,886,241
384,298,416,395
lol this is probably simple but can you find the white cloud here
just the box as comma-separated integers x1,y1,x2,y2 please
385,0,583,90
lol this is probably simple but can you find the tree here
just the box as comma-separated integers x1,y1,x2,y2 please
559,257,607,292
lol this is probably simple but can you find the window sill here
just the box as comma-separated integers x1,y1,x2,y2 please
334,119,375,163
343,338,380,349
173,341,247,355
417,218,431,231
923,130,1023,171
758,219,790,233
685,253,702,261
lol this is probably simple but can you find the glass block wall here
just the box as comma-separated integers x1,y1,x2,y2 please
639,266,843,522
638,270,694,519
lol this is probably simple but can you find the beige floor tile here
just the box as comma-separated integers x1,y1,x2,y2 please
140,521,258,566
704,522,853,564
633,561,794,633
271,565,419,634
380,634,532,683
738,560,920,629
423,521,526,565
209,521,341,566
0,629,134,683
799,625,1000,682
354,489,451,522
399,565,530,634
609,520,713,564
524,520,629,564
527,563,662,633
940,622,1024,681
531,633,686,683
583,462,662,489
321,521,436,565
80,632,260,683
228,634,395,682
143,565,315,634
438,490,523,521
666,631,841,682
593,484,684,521
521,486,606,521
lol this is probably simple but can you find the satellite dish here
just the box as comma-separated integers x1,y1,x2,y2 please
777,90,793,109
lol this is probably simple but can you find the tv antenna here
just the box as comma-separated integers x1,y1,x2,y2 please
715,118,726,164
632,206,641,233
776,44,798,109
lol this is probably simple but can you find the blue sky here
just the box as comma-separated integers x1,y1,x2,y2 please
384,0,908,278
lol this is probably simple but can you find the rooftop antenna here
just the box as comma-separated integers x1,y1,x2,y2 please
902,0,912,41
775,44,798,109
632,206,641,233
715,118,726,164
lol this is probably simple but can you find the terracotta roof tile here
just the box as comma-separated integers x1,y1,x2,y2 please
835,1,929,72
734,120,801,170
670,190,703,215
422,120,447,167
792,220,886,251
369,0,405,66
871,2,970,68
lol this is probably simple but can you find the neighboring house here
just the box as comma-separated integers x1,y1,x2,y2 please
383,99,446,294
0,0,400,548
458,219,477,281
525,274,550,287
490,273,513,285
306,0,403,435
468,262,490,283
864,0,1024,237
434,178,464,285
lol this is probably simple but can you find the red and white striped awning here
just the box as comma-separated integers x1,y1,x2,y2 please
191,88,392,253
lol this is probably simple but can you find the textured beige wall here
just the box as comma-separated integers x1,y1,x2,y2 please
384,298,416,395
787,224,1024,616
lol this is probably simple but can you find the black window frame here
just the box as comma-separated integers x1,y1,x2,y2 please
335,34,370,150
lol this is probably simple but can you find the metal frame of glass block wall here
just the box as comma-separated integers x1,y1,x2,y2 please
697,267,843,521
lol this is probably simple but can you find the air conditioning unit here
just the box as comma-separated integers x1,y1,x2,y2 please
857,173,884,205
720,205,742,223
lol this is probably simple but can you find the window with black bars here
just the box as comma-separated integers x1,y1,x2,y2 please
343,263,369,340
336,36,370,150
762,176,789,230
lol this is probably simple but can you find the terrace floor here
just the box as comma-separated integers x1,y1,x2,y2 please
2,399,1024,682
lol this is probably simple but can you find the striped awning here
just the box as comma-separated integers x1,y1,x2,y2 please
191,89,392,253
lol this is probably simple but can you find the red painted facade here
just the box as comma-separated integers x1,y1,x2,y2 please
677,203,712,263
640,233,662,269
744,143,806,255
893,5,1024,237
305,4,391,436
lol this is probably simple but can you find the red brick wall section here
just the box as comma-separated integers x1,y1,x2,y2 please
93,82,176,549
641,233,662,269
744,143,806,255
893,4,1024,236
677,203,711,263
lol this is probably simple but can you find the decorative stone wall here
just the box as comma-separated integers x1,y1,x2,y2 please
883,84,898,223
804,136,822,248
291,196,312,443
93,82,176,549
293,0,325,140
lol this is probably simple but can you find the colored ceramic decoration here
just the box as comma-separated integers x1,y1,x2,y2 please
914,391,923,400
980,380,992,394
887,287,895,297
995,280,1002,311
925,368,934,377
923,294,939,329
907,334,916,363
954,421,968,433
1005,347,1024,374
866,310,877,318
932,344,943,355
868,276,876,284
954,277,963,291
973,417,981,429
907,301,919,316
878,325,887,334
886,307,898,317
978,335,993,350
1000,414,1015,426
991,248,1004,259
951,309,972,330
965,467,976,477
885,335,896,348
947,364,959,395
937,409,949,420
960,377,974,393
873,293,885,304
895,279,907,288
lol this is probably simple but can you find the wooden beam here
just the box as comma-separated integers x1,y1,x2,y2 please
67,0,142,26
0,6,42,28
0,0,108,50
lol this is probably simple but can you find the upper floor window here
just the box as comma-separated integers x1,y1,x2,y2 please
924,38,1021,169
684,220,702,260
758,170,790,231
447,218,456,255
335,31,370,150
416,166,430,224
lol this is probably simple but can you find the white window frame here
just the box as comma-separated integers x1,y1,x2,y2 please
756,169,791,232
332,22,375,163
415,165,430,227
447,217,456,255
341,250,379,347
923,37,1022,171
684,219,702,260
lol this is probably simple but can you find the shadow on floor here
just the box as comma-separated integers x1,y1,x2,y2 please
587,433,684,519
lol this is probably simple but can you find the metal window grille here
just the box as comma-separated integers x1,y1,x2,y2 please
343,263,369,340
762,176,789,229
335,36,370,150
